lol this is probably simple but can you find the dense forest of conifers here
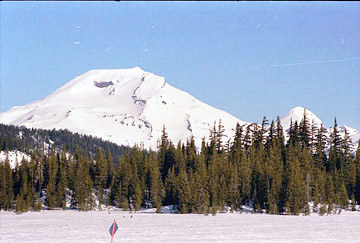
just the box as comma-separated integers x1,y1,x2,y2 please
0,123,127,163
0,111,359,215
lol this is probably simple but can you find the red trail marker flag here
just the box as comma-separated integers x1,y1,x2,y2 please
109,219,118,243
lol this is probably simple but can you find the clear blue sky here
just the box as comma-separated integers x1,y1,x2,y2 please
1,2,359,129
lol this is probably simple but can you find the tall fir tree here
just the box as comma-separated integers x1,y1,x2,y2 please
0,156,14,210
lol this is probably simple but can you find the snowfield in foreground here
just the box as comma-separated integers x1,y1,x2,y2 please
1,210,359,243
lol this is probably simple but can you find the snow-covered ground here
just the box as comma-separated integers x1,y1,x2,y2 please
1,209,359,243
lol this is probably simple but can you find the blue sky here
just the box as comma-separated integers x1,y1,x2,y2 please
1,2,359,129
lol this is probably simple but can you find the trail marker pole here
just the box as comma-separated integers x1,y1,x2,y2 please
109,218,118,243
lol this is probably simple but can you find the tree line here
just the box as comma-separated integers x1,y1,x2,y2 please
1,111,359,215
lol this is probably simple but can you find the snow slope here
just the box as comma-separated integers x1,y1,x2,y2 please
1,210,360,243
0,67,248,149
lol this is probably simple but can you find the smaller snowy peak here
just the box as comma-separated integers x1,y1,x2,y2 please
280,106,323,132
280,107,359,148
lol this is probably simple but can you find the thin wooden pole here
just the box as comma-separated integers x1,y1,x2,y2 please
111,219,116,243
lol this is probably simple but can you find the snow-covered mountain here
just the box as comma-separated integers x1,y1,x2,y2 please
0,67,249,149
1,67,359,149
280,106,360,147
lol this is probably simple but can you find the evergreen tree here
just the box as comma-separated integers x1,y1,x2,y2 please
341,128,355,197
95,148,107,210
355,141,360,204
227,166,240,211
0,156,14,210
216,119,225,153
190,147,209,213
329,118,342,171
106,149,114,189
177,168,191,213
56,163,67,210
164,166,177,207
313,124,328,170
148,151,163,213
284,144,306,215
46,152,57,209
72,153,94,211
299,108,310,149
338,183,349,209
158,126,174,181
325,174,335,214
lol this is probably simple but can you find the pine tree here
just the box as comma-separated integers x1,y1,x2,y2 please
19,158,31,211
56,159,67,210
46,152,57,209
341,128,356,198
216,119,225,153
0,156,14,210
148,152,163,213
313,124,328,170
158,126,174,181
325,175,335,214
177,168,191,213
275,116,286,158
129,146,144,212
338,183,349,210
186,136,197,171
284,144,306,215
250,139,266,212
227,166,240,211
299,108,310,149
95,148,107,210
106,149,114,189
72,153,94,211
355,141,360,204
232,123,244,154
238,150,252,205
116,156,132,210
265,138,284,214
188,141,209,214
329,118,342,171
15,194,25,213
164,166,177,207
208,148,220,208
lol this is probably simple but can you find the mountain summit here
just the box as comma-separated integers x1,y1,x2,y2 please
0,67,248,148
280,106,323,132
